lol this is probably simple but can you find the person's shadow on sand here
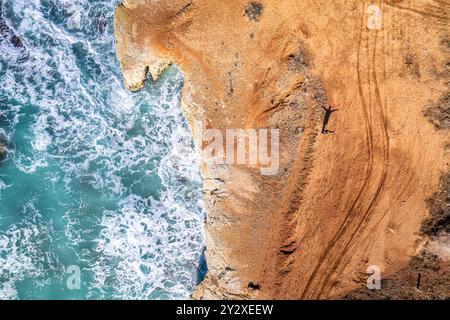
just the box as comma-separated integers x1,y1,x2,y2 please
321,105,338,134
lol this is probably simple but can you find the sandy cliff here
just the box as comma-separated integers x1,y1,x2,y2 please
114,0,449,299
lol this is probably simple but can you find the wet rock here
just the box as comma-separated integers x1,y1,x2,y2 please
94,15,107,36
0,0,9,34
0,131,7,162
0,0,27,57
9,33,22,47
0,143,6,162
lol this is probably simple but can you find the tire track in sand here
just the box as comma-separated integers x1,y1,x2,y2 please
315,24,391,298
301,1,390,299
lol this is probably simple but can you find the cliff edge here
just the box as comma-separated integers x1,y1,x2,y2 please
114,0,449,299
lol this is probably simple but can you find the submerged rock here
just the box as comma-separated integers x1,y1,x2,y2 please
0,132,8,162
0,0,28,59
0,143,6,162
94,14,107,36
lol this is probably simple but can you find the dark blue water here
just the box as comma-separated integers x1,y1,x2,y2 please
0,0,205,299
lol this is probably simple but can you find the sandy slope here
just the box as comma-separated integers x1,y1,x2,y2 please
114,0,449,299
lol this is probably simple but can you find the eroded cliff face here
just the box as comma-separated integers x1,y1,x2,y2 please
114,0,449,299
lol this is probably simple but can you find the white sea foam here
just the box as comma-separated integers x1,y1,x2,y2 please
0,180,7,190
67,6,82,30
87,71,205,299
0,202,51,299
32,114,52,151
0,0,205,299
0,280,18,300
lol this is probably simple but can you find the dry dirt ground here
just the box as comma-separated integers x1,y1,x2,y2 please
343,172,449,299
115,0,449,299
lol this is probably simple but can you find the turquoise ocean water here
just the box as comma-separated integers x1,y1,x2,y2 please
0,0,206,299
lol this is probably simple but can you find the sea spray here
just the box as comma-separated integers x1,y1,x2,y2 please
0,0,205,299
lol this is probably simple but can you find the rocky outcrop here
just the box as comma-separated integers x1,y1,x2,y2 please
115,0,449,299
114,3,171,91
0,0,27,59
0,132,7,162
0,144,6,162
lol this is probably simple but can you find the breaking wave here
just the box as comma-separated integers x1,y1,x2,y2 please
0,0,205,299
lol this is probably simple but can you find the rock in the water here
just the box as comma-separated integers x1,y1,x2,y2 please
0,131,8,162
0,144,6,162
0,0,27,58
94,15,107,36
